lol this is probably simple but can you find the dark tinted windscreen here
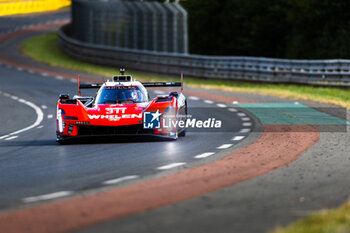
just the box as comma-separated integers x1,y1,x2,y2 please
96,86,147,104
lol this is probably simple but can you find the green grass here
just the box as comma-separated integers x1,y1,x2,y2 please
21,33,128,78
21,32,350,109
271,200,350,233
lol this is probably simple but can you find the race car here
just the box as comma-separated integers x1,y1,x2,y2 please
56,70,187,143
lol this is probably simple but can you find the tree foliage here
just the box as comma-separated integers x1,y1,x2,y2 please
182,0,350,59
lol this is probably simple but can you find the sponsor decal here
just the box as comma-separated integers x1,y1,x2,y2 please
87,107,142,121
108,116,121,121
105,107,127,114
88,114,142,120
143,109,222,129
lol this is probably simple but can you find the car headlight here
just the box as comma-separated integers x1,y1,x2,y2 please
57,109,65,133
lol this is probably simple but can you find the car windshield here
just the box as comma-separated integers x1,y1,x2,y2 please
96,86,148,104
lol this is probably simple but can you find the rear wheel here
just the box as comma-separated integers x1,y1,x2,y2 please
178,101,187,137
179,129,186,137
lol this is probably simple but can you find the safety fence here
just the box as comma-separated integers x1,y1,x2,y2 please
0,0,70,16
59,24,350,87
71,0,188,54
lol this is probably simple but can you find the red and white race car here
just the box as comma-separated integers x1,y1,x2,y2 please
56,70,187,143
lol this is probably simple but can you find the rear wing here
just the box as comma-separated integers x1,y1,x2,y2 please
77,71,184,95
78,82,180,88
141,71,183,90
141,82,181,87
79,83,102,89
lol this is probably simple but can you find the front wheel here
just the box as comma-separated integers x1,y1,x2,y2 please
57,135,68,145
57,139,66,145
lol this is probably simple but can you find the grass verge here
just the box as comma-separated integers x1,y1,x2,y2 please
20,32,350,109
271,200,350,233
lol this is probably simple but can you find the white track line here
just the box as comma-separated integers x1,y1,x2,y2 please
41,73,49,77
9,101,44,135
242,117,250,121
204,100,214,104
194,152,215,159
103,175,139,185
216,103,227,108
217,144,233,149
37,125,44,129
55,76,64,80
157,162,186,170
5,136,18,141
0,135,9,140
240,128,251,133
243,122,252,127
1,94,44,136
232,101,239,104
41,105,47,109
22,191,72,203
227,108,237,112
189,96,199,100
10,96,18,100
47,114,53,119
70,79,78,83
237,113,246,117
153,90,164,94
232,136,245,141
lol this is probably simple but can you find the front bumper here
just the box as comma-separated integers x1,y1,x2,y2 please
56,124,178,141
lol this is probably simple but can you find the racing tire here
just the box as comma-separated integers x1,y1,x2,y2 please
57,139,66,145
179,129,186,137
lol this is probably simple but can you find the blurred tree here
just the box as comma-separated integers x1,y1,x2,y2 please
182,0,350,59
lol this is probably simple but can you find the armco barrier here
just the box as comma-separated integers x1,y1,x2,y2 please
59,24,350,87
0,0,70,16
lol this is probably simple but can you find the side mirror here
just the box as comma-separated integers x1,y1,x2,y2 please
59,94,69,100
169,91,179,97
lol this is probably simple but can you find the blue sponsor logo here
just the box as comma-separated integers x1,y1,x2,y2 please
143,110,162,129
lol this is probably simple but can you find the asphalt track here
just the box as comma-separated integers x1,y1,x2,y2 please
0,11,349,233
0,12,256,208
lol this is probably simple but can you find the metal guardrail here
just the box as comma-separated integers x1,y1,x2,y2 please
59,25,350,87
